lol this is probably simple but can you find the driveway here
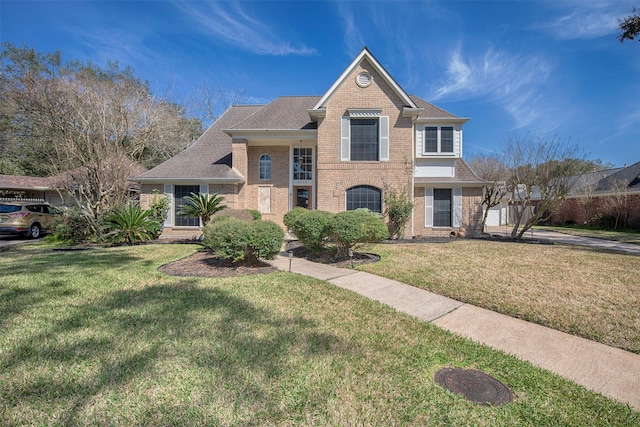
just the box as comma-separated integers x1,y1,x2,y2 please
0,235,41,249
485,227,640,255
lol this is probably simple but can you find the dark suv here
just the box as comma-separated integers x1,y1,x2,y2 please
0,200,62,238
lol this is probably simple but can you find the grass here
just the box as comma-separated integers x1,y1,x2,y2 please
536,225,640,245
0,244,637,425
359,240,640,354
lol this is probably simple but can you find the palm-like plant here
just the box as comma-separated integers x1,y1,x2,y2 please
104,205,158,245
178,192,226,226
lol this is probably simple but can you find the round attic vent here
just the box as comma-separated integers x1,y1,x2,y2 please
356,72,371,88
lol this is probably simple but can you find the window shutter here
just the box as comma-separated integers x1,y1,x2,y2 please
163,184,173,227
379,116,389,161
453,187,463,228
425,187,433,227
341,116,350,161
199,184,208,195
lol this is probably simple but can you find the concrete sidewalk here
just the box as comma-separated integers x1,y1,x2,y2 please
269,254,640,411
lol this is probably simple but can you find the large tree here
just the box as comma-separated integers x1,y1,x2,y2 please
503,134,586,239
618,7,640,43
0,43,202,235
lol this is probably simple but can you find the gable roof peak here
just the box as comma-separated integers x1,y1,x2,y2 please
311,47,418,112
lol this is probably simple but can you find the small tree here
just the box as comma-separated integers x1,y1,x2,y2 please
384,187,414,240
469,154,509,231
504,133,584,239
178,192,226,226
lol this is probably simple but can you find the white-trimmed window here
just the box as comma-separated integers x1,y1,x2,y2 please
423,126,454,154
424,187,462,227
293,148,312,181
341,111,389,162
259,154,271,180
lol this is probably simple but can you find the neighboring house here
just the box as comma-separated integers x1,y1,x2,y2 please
0,162,147,207
0,174,64,205
134,48,485,237
550,161,640,225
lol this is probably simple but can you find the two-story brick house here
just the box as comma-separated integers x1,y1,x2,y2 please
134,48,485,237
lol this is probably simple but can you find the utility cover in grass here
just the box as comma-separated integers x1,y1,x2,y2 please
435,367,514,406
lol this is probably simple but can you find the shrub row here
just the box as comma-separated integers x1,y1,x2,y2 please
285,208,388,257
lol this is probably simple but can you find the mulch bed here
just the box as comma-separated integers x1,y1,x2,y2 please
158,241,380,278
158,251,279,277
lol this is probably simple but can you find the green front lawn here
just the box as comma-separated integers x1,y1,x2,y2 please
359,240,640,354
0,244,637,425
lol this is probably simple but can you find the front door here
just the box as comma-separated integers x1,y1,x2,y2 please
294,186,311,209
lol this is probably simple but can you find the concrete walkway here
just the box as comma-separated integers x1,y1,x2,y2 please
269,244,640,410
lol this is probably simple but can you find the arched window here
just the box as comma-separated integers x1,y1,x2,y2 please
259,154,271,180
346,185,382,213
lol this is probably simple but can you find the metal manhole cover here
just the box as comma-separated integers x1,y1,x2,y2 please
434,367,513,406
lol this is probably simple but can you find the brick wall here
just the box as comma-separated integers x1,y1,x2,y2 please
245,145,290,225
316,58,414,214
139,184,163,210
551,193,640,225
412,186,483,237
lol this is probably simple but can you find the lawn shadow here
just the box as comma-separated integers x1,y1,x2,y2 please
2,279,347,425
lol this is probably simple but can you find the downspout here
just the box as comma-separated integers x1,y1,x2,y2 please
411,118,416,238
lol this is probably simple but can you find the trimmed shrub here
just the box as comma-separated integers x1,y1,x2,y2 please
291,209,333,252
251,220,285,260
210,208,254,224
283,207,308,230
247,209,262,221
326,209,388,257
203,218,284,264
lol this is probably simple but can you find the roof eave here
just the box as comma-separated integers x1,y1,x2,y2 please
415,117,471,124
132,177,244,184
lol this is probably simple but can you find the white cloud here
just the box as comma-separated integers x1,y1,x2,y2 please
536,1,629,40
172,1,316,56
430,45,557,129
333,2,365,56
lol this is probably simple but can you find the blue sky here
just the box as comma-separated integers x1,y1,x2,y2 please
2,0,639,167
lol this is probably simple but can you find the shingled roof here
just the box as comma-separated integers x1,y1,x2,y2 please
134,105,262,182
134,93,465,182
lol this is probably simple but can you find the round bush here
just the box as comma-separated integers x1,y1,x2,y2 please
251,220,285,260
203,217,253,263
291,209,333,252
203,218,284,263
283,207,308,230
327,210,388,257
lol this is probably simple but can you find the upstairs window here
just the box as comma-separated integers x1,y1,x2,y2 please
341,114,389,162
350,119,379,161
259,154,271,180
424,126,454,154
293,148,313,181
